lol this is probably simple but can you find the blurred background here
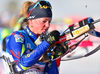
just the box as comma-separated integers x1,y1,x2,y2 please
0,0,100,74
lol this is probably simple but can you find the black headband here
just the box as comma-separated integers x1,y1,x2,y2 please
28,1,52,20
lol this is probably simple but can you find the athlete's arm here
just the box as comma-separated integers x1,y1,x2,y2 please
6,31,50,71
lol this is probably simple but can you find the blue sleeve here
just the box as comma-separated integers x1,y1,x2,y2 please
6,31,50,71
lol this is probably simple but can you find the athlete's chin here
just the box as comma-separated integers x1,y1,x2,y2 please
42,30,47,34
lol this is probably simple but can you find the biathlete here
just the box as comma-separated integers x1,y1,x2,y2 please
5,0,67,74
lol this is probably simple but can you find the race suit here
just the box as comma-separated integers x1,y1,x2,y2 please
6,26,60,74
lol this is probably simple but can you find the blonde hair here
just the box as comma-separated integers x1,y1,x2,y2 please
19,1,34,18
19,0,41,18
10,13,18,28
10,1,38,28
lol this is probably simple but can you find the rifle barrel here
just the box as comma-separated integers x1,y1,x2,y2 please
92,18,100,24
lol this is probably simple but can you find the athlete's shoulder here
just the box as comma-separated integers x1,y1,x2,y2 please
7,30,25,43
10,30,26,37
12,30,25,35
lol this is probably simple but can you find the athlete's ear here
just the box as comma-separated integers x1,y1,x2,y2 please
29,20,33,24
29,20,34,28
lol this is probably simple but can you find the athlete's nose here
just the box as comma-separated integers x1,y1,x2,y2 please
45,22,50,28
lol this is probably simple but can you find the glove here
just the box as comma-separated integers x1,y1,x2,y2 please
43,30,60,45
35,30,60,46
45,30,60,45
88,17,94,23
53,44,68,58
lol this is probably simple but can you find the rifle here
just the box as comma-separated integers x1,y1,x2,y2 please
37,17,100,62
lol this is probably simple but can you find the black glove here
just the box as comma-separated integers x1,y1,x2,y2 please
35,30,60,46
53,44,68,58
41,30,60,45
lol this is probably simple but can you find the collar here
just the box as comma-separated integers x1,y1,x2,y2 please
25,26,38,41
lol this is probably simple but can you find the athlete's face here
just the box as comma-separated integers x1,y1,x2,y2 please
29,17,52,36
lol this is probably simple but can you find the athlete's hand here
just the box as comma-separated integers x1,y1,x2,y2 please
45,30,60,45
35,30,60,46
53,44,68,58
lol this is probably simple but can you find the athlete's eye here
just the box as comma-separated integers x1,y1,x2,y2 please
49,20,51,23
42,20,46,23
